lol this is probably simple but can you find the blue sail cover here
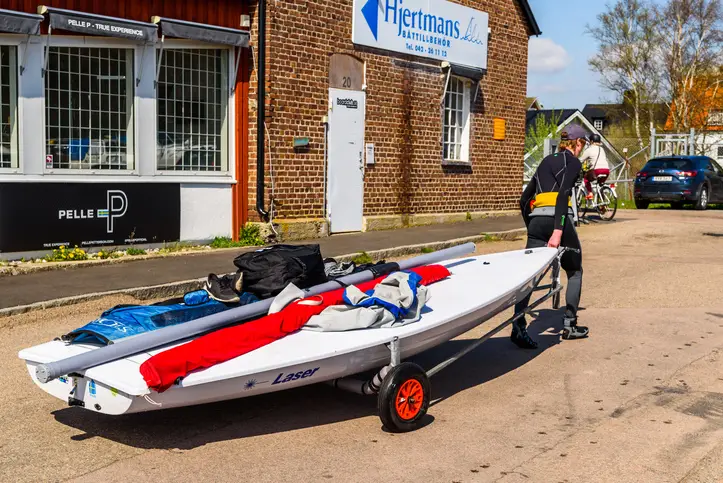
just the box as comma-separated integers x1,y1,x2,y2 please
63,291,259,345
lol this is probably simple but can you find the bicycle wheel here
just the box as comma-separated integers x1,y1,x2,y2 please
575,186,587,219
597,186,618,221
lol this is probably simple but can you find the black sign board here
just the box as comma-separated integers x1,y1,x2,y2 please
46,8,157,43
0,9,43,36
0,183,180,252
155,17,250,47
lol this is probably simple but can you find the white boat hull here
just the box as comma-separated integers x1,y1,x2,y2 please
20,248,557,416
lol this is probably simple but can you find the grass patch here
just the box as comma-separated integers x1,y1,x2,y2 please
352,251,373,265
126,247,147,256
159,242,190,254
45,246,88,262
211,224,266,249
420,247,434,254
465,212,472,221
483,234,501,242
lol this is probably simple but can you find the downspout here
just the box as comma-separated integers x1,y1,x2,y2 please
256,0,269,221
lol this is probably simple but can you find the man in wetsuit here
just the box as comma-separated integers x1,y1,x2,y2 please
512,124,590,349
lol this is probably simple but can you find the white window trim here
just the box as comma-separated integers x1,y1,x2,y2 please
0,34,237,184
594,119,604,130
443,76,472,164
41,35,140,177
0,41,21,174
152,39,235,179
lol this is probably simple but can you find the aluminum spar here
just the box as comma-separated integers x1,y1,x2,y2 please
35,243,476,384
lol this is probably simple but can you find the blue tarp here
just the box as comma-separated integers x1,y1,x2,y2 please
62,290,259,345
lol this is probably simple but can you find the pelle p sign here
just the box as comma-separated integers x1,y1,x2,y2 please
0,182,180,252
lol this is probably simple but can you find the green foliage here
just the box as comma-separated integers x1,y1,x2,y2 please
210,224,265,249
420,247,434,254
465,212,473,221
45,245,88,262
239,223,265,246
352,252,373,265
126,247,147,256
525,110,561,163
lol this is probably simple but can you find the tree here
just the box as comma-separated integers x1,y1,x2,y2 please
657,0,723,131
525,110,561,164
587,0,660,150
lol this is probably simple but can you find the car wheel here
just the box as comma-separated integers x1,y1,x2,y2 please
635,199,650,210
695,186,709,211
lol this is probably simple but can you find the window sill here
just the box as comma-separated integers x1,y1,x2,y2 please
442,159,472,167
0,173,237,184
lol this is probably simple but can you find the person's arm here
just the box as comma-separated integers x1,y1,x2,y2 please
554,158,581,230
520,175,536,227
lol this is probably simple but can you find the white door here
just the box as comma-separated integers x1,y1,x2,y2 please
327,88,365,233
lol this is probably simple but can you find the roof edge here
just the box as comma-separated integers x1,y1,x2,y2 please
518,0,542,36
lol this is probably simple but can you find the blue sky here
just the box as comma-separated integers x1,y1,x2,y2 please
526,0,664,110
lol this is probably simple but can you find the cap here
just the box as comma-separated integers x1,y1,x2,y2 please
560,124,587,141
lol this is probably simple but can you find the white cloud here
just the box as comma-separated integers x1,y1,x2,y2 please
528,38,573,74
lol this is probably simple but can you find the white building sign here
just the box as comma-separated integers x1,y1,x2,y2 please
352,0,489,70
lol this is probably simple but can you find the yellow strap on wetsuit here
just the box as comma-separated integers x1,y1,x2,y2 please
531,192,571,209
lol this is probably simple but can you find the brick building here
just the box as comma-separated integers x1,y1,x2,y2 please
248,0,541,239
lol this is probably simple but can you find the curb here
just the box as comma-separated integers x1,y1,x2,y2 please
0,228,525,318
0,246,250,278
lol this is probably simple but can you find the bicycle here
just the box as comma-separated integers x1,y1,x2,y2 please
574,171,618,222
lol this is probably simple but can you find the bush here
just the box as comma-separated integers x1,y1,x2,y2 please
420,247,433,254
126,247,147,256
239,223,264,246
45,246,88,262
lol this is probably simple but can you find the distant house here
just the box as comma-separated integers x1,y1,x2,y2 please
526,97,543,110
582,103,668,136
662,78,723,161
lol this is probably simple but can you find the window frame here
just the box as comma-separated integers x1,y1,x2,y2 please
594,119,604,131
0,40,21,174
42,41,136,174
442,75,472,164
153,39,234,178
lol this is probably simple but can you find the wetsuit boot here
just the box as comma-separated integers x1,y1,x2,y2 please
562,313,589,340
511,317,539,349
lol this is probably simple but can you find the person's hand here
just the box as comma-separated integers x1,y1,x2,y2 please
547,229,563,248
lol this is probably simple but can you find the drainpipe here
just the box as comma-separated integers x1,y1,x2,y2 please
256,0,269,221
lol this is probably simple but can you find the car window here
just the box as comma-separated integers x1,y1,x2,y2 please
711,160,723,174
644,159,695,171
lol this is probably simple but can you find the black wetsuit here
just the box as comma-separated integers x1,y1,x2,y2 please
517,150,583,320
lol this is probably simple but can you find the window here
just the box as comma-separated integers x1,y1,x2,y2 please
45,47,135,170
708,110,723,126
0,46,17,169
717,146,723,160
594,119,604,131
443,76,471,162
157,49,229,172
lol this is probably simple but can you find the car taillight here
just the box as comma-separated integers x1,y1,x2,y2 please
636,171,647,178
679,170,697,177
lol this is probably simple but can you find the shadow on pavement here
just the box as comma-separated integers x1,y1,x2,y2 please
52,310,564,450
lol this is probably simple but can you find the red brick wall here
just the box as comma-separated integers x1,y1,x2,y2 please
247,0,531,222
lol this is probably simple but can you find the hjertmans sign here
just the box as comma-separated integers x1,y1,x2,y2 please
352,0,489,70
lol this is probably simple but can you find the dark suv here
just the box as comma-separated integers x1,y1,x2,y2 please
634,156,723,210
